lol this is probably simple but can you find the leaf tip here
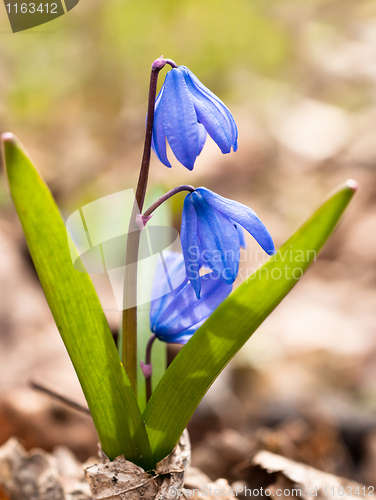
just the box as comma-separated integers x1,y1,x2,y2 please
1,133,25,176
2,132,14,141
346,179,358,192
1,132,18,146
1,133,21,158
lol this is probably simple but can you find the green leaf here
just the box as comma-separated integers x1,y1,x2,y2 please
3,134,153,469
143,180,357,463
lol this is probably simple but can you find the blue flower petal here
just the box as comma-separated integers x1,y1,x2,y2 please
197,122,207,156
151,65,238,169
152,87,172,168
190,94,232,154
153,271,232,341
162,69,199,171
231,219,246,248
181,194,201,298
150,252,187,332
179,66,238,152
192,191,240,284
197,187,275,255
169,319,206,344
154,319,205,344
178,67,232,154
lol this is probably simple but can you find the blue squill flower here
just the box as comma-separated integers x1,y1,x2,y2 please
152,66,238,170
181,187,275,299
150,252,232,344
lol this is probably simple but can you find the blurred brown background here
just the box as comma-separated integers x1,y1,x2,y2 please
0,0,375,488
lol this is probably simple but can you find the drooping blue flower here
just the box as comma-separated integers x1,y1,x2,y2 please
150,252,232,344
152,66,238,171
181,187,275,299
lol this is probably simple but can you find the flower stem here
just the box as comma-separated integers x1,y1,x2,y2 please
143,185,195,218
121,57,176,395
140,334,157,403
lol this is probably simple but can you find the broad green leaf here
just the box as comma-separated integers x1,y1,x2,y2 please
143,180,357,463
3,134,153,469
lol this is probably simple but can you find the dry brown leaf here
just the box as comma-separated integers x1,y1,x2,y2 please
178,477,236,499
253,450,370,500
84,457,158,500
183,467,237,499
184,466,212,490
0,438,91,500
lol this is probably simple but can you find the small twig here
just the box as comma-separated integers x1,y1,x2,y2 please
30,380,91,416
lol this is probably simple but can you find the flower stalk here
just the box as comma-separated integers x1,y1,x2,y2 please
140,334,157,403
143,184,195,218
122,57,177,395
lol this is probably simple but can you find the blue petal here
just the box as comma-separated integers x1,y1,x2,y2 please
152,86,172,168
197,188,275,255
181,194,201,298
162,68,199,170
180,66,238,152
154,319,206,345
231,219,246,248
197,122,207,156
190,94,232,153
150,252,187,332
192,191,240,284
163,320,206,345
153,271,232,341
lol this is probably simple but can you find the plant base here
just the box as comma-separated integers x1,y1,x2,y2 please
85,430,191,500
